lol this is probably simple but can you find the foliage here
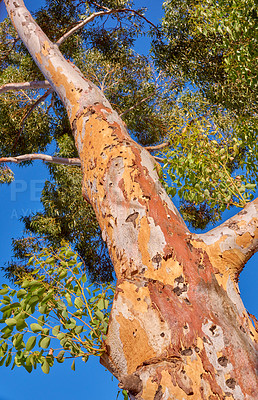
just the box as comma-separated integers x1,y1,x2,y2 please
0,246,114,373
151,0,257,228
154,0,257,115
157,91,257,227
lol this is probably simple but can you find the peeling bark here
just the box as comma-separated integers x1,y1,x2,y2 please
4,1,258,399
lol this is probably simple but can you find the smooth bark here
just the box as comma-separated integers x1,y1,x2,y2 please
3,1,258,399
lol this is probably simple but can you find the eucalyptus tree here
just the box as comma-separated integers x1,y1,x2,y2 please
0,1,258,399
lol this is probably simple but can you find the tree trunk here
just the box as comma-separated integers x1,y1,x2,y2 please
4,1,258,398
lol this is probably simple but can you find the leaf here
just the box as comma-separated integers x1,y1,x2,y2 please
71,360,75,371
16,319,28,331
16,289,27,299
40,337,50,349
57,350,65,362
65,293,73,307
41,359,50,374
95,310,104,321
26,336,36,351
52,325,60,337
5,318,17,327
74,297,83,309
30,323,43,333
0,288,10,295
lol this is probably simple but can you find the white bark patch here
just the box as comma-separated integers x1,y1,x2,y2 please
226,277,246,316
147,217,166,266
202,320,244,400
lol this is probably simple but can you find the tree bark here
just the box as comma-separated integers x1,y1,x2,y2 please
4,1,258,399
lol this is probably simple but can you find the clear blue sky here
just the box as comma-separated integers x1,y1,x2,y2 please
0,2,257,400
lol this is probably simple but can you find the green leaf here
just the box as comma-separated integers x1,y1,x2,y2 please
74,297,83,309
57,350,65,362
41,359,50,374
52,325,60,337
95,310,104,321
0,288,10,295
40,337,50,349
65,293,73,307
30,323,43,333
17,289,27,299
71,360,75,371
5,318,17,327
16,319,28,331
26,336,36,351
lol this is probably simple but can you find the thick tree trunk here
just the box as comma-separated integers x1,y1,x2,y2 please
5,1,258,398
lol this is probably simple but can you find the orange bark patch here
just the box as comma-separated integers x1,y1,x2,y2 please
235,231,253,248
117,314,155,374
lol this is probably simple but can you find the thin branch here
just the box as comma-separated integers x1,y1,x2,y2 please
145,142,169,151
56,8,160,47
0,80,51,95
13,88,53,149
0,154,81,166
153,156,165,163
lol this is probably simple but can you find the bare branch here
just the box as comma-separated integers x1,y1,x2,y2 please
153,156,165,163
12,88,53,149
0,154,81,166
145,142,169,151
0,80,51,95
56,8,160,47
197,198,258,279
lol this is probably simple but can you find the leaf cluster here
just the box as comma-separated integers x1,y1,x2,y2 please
0,246,114,374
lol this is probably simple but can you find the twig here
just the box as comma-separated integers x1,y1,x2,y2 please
145,142,169,151
0,80,51,95
56,8,160,47
0,154,81,166
13,88,53,148
154,156,165,163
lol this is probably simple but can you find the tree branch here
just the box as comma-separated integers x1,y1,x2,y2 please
145,142,169,151
197,198,258,279
0,80,51,94
56,8,160,47
13,88,53,149
0,154,81,166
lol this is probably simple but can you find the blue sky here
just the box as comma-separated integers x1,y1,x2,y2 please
0,1,257,400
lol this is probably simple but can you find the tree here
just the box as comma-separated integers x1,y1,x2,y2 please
0,1,258,399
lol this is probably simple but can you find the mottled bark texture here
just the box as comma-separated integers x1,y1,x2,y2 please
4,1,258,399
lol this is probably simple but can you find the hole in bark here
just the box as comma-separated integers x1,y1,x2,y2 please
184,298,191,305
137,298,141,301
180,348,193,356
218,356,228,367
160,332,165,337
226,378,236,389
195,347,200,353
209,325,217,334
198,264,204,269
175,275,184,283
